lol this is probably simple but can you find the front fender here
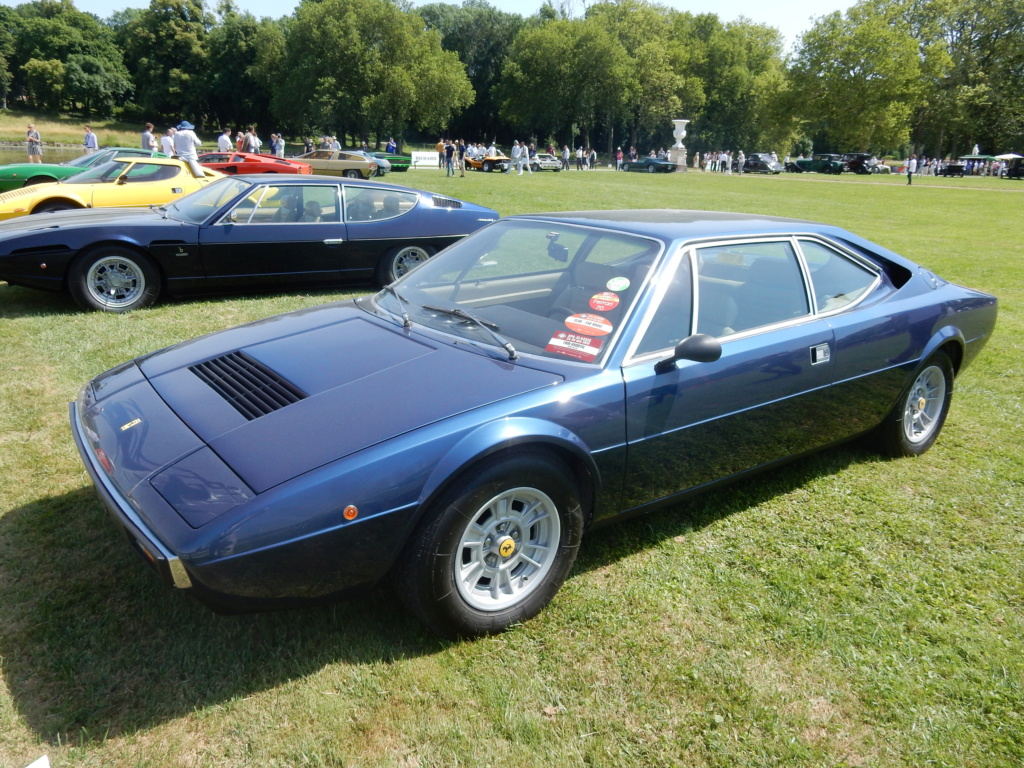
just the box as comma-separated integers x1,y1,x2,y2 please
421,416,601,510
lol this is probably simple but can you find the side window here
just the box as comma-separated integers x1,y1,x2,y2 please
799,239,878,312
696,240,809,335
225,185,341,224
635,253,693,355
344,187,416,222
123,163,181,182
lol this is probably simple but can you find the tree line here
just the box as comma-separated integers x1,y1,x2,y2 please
0,0,1020,159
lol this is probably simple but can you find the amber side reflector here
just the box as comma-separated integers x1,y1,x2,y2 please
343,505,358,521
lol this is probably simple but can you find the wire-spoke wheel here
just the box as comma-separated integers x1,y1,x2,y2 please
396,452,584,639
875,350,954,457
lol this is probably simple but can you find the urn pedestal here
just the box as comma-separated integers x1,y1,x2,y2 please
672,119,690,173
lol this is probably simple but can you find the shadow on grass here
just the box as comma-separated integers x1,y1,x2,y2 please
1,446,866,744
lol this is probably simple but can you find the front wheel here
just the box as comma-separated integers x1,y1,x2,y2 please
482,161,493,172
395,452,584,639
375,244,434,285
531,163,540,173
647,164,656,173
621,163,630,172
874,351,954,457
68,246,160,312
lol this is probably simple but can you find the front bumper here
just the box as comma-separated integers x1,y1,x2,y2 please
69,398,193,589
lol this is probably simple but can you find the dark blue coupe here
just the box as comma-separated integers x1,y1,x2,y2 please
0,175,497,312
71,211,997,638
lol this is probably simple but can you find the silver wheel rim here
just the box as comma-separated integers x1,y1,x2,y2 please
455,486,561,612
903,364,946,444
393,247,430,277
87,256,146,309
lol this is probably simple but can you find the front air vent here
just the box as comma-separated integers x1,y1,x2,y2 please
432,196,463,209
190,351,307,420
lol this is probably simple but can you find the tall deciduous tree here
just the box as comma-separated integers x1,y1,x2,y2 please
790,4,923,152
204,1,278,131
118,0,213,123
273,0,473,143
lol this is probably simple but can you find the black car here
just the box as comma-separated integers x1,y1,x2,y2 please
621,157,677,173
841,153,878,174
0,175,498,312
734,153,784,174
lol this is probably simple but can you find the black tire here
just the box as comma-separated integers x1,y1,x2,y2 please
33,200,77,214
622,163,630,172
67,246,160,312
647,164,656,173
482,161,493,172
344,169,362,179
874,351,954,457
375,244,434,285
531,163,540,173
25,176,55,186
395,452,584,639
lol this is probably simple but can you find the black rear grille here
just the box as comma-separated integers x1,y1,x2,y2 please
432,196,462,209
190,351,306,420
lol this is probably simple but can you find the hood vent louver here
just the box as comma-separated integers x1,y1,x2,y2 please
432,196,462,209
190,351,307,420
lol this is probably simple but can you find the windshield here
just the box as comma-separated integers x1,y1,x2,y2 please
164,177,253,224
63,152,109,169
62,159,134,184
373,219,661,365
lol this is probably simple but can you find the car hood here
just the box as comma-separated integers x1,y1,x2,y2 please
139,304,562,492
0,204,163,234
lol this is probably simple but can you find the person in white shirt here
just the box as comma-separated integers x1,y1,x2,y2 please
217,127,233,152
172,121,202,159
160,128,175,156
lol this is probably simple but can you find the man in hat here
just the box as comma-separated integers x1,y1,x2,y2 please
172,120,202,159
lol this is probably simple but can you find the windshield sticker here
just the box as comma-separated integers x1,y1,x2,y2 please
606,276,630,292
565,313,613,336
546,332,604,362
590,291,620,312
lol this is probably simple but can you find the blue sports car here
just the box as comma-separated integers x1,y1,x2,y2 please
0,175,497,312
71,211,997,638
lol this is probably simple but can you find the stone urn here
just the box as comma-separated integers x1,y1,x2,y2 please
671,119,690,172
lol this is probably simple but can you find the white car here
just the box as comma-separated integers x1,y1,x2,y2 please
530,153,562,172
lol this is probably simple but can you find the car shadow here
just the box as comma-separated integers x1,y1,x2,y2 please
1,446,868,744
0,282,80,318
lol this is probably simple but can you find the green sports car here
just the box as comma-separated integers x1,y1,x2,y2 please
793,153,845,174
0,147,164,192
372,151,411,172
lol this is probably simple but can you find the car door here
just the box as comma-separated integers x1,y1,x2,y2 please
620,238,837,509
197,182,353,288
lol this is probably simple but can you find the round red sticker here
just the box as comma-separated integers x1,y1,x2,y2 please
565,313,613,336
590,291,620,312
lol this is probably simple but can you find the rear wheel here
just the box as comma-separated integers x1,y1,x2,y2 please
395,452,584,639
622,163,630,172
647,164,656,173
25,176,54,186
482,161,493,172
344,169,362,179
375,244,434,285
68,246,160,312
874,351,954,457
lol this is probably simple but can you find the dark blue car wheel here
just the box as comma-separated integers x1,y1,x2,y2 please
376,244,434,286
396,452,584,639
875,351,954,457
68,246,161,313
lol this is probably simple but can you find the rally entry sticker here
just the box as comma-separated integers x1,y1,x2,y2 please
606,276,630,292
546,332,604,362
589,291,620,312
565,313,613,336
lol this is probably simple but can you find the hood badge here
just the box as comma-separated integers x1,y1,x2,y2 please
120,418,142,432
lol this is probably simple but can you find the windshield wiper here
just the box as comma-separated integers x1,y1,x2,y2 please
381,284,412,328
423,304,518,361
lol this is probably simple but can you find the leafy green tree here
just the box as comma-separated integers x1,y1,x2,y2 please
8,0,131,115
118,0,213,122
204,2,278,132
273,0,473,143
789,5,922,152
418,1,525,141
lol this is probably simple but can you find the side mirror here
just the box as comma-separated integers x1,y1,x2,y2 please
116,174,128,185
654,333,722,374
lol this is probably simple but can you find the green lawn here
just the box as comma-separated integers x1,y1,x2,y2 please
1,169,1021,767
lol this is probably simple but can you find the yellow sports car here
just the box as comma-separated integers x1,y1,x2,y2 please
0,157,224,221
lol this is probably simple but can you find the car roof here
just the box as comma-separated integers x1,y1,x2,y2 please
224,173,424,192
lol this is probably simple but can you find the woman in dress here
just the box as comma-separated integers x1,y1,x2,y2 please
26,124,42,163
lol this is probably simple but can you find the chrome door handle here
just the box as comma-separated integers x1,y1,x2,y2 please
323,238,345,245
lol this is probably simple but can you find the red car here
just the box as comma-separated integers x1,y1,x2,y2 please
197,152,312,175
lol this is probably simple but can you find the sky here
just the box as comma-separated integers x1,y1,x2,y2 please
83,0,853,51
